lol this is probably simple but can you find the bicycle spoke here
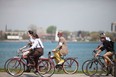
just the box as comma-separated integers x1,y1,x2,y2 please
82,60,91,76
63,58,78,74
7,59,24,77
86,61,98,76
38,60,55,77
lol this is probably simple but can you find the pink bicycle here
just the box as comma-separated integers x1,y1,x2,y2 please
4,46,79,77
4,46,51,77
39,51,79,77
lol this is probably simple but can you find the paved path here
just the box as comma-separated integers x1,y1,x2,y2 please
0,72,113,77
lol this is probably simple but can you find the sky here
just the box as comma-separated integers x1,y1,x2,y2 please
0,0,116,32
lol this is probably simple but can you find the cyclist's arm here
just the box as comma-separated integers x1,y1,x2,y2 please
54,37,64,51
95,50,102,57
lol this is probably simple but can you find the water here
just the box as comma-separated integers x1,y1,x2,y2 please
0,41,115,71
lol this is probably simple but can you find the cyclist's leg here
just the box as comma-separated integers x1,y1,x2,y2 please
23,51,30,58
103,52,113,76
53,51,60,64
103,52,113,65
24,58,31,72
53,51,64,64
27,50,35,66
33,48,43,71
23,51,31,72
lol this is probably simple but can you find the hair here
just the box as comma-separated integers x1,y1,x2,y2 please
28,30,39,38
33,33,39,38
58,31,63,36
28,30,34,35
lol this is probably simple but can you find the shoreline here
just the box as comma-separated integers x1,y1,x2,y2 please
0,40,99,43
0,40,28,42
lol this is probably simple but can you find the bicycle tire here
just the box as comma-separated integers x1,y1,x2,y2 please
4,58,13,73
38,60,55,77
111,65,114,76
86,60,98,76
82,60,91,75
63,58,79,74
7,58,24,77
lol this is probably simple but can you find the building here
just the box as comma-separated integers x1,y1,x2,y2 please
5,31,26,40
111,22,116,32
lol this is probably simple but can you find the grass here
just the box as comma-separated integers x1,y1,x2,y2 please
0,68,5,72
0,68,84,74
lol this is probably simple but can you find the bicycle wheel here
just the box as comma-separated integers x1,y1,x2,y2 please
86,60,98,76
4,58,13,73
38,60,55,77
82,60,91,75
7,59,24,77
63,58,78,74
111,65,114,76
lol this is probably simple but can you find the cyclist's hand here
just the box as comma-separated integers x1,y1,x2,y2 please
95,53,99,57
17,50,20,54
52,49,56,52
22,50,26,53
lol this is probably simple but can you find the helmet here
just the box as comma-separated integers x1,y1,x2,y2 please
100,35,106,39
100,32,106,38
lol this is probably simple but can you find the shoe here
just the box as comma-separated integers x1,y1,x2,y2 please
24,69,30,72
106,73,109,76
34,70,38,75
58,60,64,65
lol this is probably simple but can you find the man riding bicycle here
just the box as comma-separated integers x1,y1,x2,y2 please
52,31,68,65
95,34,114,76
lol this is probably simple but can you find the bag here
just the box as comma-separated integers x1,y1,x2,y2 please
60,45,68,56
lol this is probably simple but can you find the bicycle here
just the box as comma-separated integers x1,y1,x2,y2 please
82,50,97,76
40,51,79,77
4,46,79,77
4,47,51,77
86,50,115,76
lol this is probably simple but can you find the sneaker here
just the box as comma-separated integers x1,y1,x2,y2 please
106,73,109,76
24,69,30,72
58,60,64,65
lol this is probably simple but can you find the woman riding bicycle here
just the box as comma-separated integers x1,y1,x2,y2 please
52,31,68,65
23,31,44,72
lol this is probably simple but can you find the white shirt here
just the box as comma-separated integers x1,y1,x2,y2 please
29,37,34,43
31,38,44,49
106,37,111,41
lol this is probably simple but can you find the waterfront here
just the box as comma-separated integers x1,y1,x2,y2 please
0,41,115,71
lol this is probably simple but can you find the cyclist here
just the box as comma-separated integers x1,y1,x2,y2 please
23,31,44,72
20,30,35,72
96,33,112,50
52,31,68,65
95,35,114,75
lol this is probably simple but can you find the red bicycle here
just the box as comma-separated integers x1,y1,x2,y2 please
4,46,79,77
4,46,51,77
39,51,79,77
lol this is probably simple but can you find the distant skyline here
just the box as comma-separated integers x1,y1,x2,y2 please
0,0,116,32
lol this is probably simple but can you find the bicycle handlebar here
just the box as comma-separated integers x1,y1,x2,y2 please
17,45,28,56
92,50,104,59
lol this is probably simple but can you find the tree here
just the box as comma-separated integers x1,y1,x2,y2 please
90,32,99,41
46,25,57,34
